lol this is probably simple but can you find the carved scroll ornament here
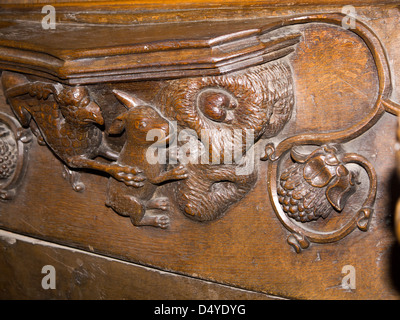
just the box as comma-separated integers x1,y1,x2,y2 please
2,12,400,253
269,144,377,253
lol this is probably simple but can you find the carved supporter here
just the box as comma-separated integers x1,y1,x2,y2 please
106,90,188,229
1,72,144,190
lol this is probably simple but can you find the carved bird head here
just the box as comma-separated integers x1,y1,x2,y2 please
57,86,104,126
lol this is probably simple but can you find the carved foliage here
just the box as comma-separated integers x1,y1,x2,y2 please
268,144,377,253
0,112,31,200
277,145,359,223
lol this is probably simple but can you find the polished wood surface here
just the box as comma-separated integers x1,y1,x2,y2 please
0,1,400,300
0,229,279,300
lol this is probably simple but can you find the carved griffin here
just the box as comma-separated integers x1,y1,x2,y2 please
1,71,143,190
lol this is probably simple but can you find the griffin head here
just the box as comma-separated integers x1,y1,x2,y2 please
57,86,104,126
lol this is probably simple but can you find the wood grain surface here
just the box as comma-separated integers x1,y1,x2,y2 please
0,93,399,299
0,229,281,299
0,2,400,300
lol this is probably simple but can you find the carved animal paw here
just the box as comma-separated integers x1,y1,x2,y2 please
133,213,170,229
169,164,189,180
154,214,170,229
109,164,145,187
68,156,87,168
147,197,169,211
62,165,85,192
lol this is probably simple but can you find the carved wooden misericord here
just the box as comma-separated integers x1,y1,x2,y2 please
0,11,400,257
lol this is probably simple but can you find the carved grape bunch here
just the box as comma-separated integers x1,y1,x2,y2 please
277,145,359,223
0,113,31,200
268,144,377,253
0,131,18,179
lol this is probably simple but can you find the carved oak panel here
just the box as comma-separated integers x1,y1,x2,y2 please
0,5,400,299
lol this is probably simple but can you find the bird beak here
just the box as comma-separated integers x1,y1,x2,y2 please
85,101,104,126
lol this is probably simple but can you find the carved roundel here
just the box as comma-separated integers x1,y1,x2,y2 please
0,112,31,200
267,144,377,253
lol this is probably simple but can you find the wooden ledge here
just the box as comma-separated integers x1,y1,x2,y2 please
0,17,305,84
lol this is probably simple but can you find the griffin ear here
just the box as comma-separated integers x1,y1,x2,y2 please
108,114,125,135
113,90,146,109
